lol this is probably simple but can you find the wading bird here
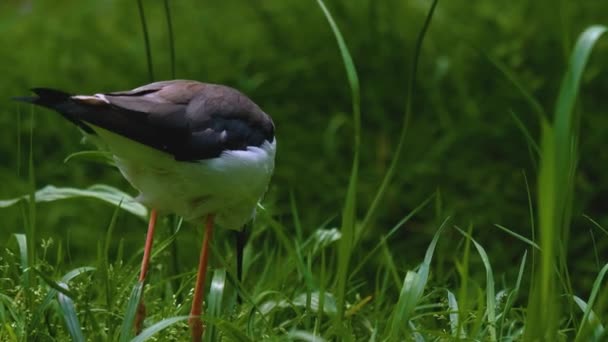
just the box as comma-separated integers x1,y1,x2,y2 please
15,80,276,341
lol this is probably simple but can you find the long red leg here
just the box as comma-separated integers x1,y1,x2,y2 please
135,209,158,334
189,214,215,342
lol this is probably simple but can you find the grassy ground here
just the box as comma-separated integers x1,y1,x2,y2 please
1,0,608,340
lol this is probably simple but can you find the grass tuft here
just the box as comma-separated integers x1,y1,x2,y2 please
205,268,227,342
314,0,360,332
387,218,447,340
526,24,607,341
120,282,144,342
57,281,85,342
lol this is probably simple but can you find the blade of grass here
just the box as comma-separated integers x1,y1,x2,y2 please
12,234,28,277
359,0,439,242
314,0,360,331
33,268,78,298
554,25,607,144
61,266,96,283
509,110,541,157
484,53,547,121
387,218,448,340
351,194,434,278
30,267,95,329
0,184,148,219
163,0,176,79
317,248,327,326
552,25,607,270
101,201,121,334
455,227,496,341
492,224,540,251
573,296,605,341
527,24,606,340
26,105,36,326
16,108,21,177
455,224,473,338
120,282,144,342
583,214,608,237
136,0,154,82
574,263,608,341
446,290,465,338
33,267,94,341
205,269,227,342
57,282,85,342
498,251,527,339
289,191,303,241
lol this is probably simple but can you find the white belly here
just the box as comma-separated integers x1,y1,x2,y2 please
91,126,276,230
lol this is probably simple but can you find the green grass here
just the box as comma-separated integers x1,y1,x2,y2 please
1,0,608,341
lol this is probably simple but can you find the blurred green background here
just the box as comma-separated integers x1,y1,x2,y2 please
1,1,607,292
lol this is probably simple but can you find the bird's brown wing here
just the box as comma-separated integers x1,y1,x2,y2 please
15,80,274,161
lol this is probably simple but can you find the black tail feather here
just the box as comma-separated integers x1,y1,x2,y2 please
13,88,72,106
12,88,94,133
30,88,73,105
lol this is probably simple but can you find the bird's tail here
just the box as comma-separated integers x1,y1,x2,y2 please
13,88,95,133
13,88,72,105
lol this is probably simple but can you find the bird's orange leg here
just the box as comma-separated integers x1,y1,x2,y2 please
135,209,158,334
189,214,215,342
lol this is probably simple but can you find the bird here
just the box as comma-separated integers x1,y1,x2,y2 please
14,80,276,341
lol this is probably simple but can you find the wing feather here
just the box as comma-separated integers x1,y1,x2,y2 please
14,80,274,161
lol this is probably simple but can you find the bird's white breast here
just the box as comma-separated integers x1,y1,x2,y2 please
91,126,276,230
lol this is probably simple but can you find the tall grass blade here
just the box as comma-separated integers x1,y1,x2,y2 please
61,266,97,283
446,290,465,338
26,106,36,325
509,110,541,157
33,268,77,298
12,234,28,276
163,0,176,78
0,184,148,219
484,53,546,120
351,194,434,278
387,218,447,340
498,251,527,339
30,267,95,330
584,214,608,237
136,0,154,82
359,0,439,241
554,25,607,144
16,108,21,177
120,282,144,342
493,224,540,250
101,202,121,331
574,263,608,341
205,268,227,342
455,227,497,341
527,24,606,341
314,0,360,330
35,267,94,341
57,282,85,342
573,296,605,341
